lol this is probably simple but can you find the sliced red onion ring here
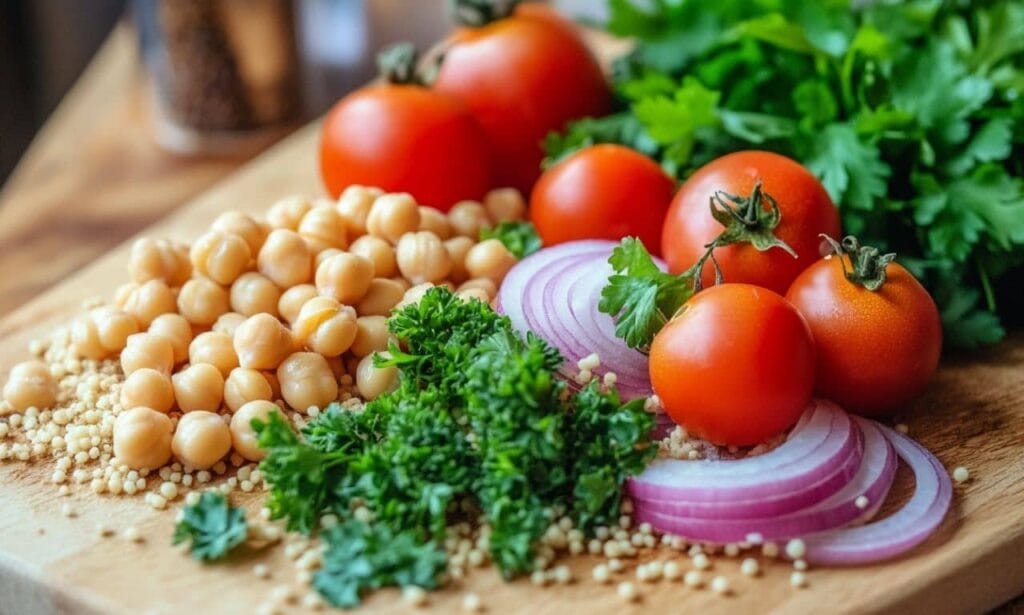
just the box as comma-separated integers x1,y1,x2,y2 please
627,401,859,504
634,418,897,542
799,424,953,565
498,240,661,399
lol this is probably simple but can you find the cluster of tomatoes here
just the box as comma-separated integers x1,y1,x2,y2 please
542,148,943,447
318,3,943,449
319,3,609,210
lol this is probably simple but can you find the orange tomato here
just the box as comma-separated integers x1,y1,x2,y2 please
662,151,841,294
650,284,816,446
319,84,490,211
530,144,675,254
433,4,611,195
786,253,942,416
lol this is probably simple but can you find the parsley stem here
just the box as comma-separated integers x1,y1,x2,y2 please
976,259,997,313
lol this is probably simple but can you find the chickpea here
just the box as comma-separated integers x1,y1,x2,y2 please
257,229,312,289
266,195,313,231
336,185,383,237
484,187,526,222
3,360,57,412
366,192,420,244
120,333,174,376
326,355,346,380
278,284,318,325
350,315,390,358
418,206,452,239
113,283,135,310
465,238,517,285
457,277,498,299
190,230,253,286
223,368,274,413
230,400,280,461
72,307,140,360
349,235,397,278
457,288,492,304
171,363,225,413
230,272,281,318
120,368,175,413
148,313,192,365
122,279,177,327
315,247,344,268
299,206,347,253
444,236,475,284
212,312,247,337
234,313,295,370
189,331,239,377
447,200,491,238
211,211,267,254
355,353,398,401
129,237,191,286
113,407,173,470
263,370,281,400
315,252,375,304
277,352,338,412
395,231,453,285
293,297,358,357
177,278,230,326
356,278,405,316
396,282,435,309
172,410,232,470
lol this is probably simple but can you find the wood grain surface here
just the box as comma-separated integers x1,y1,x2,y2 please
1,119,1024,615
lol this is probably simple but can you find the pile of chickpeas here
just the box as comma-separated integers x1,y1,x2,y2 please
1,186,524,476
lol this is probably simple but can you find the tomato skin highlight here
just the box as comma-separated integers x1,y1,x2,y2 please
649,284,816,447
529,144,674,254
433,5,611,195
786,256,942,416
319,84,490,211
662,151,841,294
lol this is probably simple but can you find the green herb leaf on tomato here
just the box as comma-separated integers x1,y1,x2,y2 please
480,221,543,259
599,237,692,351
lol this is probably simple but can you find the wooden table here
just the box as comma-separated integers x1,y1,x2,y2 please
1,21,1022,615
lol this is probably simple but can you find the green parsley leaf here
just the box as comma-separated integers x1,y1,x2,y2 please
798,122,891,211
172,492,247,561
314,520,447,608
480,221,543,259
599,237,692,351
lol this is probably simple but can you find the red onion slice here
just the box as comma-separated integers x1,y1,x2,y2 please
633,418,897,542
627,401,859,503
498,240,660,400
799,424,953,565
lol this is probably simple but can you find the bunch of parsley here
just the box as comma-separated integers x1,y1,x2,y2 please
253,288,654,607
549,0,1024,348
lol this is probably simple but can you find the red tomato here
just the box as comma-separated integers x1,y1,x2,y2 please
319,84,490,211
433,4,611,195
529,145,674,254
786,253,942,416
650,284,816,446
662,151,841,294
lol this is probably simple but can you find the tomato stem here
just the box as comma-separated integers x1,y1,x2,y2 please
448,0,522,26
683,179,797,291
821,234,896,291
377,43,423,85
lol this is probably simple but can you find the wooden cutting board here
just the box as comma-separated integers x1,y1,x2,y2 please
2,118,1024,615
